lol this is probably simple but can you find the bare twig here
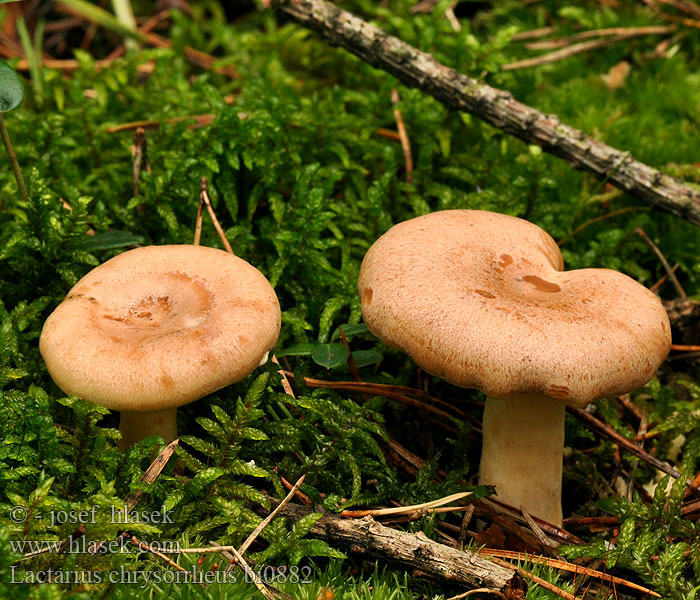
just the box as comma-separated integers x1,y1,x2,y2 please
671,344,700,351
489,556,579,600
505,35,647,70
521,509,559,548
211,542,277,600
511,26,556,41
266,0,700,225
198,177,234,254
123,439,179,512
236,474,306,558
54,3,240,78
131,127,149,197
558,206,651,245
479,549,661,598
128,533,204,585
390,88,414,184
650,262,679,293
457,505,475,546
280,475,312,505
523,25,675,50
281,371,472,420
447,590,506,600
106,114,216,134
340,491,471,517
270,355,296,397
569,407,700,498
636,226,686,298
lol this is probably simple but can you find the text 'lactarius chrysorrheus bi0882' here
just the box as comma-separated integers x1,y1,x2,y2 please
40,245,281,450
358,210,671,526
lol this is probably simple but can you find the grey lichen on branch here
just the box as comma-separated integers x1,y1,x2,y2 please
266,0,700,226
277,503,527,598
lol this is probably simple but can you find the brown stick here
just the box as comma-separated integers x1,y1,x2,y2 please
391,88,414,184
198,177,234,254
505,35,658,70
523,25,675,50
635,227,686,298
276,503,527,598
265,0,700,226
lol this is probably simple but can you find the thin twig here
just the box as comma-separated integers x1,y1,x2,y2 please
199,177,234,254
650,262,679,293
341,491,471,518
505,35,647,70
105,9,170,60
523,25,675,50
193,190,204,246
521,509,559,548
649,0,700,19
447,590,506,600
210,542,277,600
128,533,204,585
281,371,472,420
236,474,306,558
511,26,556,41
458,504,474,546
671,343,700,351
390,88,414,184
54,3,240,78
444,2,461,32
489,556,580,600
106,114,217,134
557,206,648,245
635,226,686,298
569,407,700,498
280,475,312,505
270,355,296,397
480,549,660,598
124,439,179,512
131,127,146,197
338,327,362,383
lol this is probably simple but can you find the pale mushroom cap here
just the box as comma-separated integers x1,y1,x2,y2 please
40,245,281,411
358,210,671,406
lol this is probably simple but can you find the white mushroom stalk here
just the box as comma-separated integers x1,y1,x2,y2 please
358,209,671,526
40,245,281,450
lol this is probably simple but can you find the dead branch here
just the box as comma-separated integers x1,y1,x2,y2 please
275,503,528,598
265,0,700,226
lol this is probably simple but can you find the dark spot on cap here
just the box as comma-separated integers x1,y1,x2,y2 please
363,287,373,308
523,275,561,293
547,385,570,399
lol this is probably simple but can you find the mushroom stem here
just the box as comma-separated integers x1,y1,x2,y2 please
118,408,178,450
478,393,565,526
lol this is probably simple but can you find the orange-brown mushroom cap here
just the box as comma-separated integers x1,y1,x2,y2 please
358,210,671,406
40,245,281,411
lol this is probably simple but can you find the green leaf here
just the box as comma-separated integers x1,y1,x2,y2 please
351,350,382,368
74,231,145,252
311,343,349,369
275,342,314,357
243,373,270,409
289,512,323,540
0,60,24,112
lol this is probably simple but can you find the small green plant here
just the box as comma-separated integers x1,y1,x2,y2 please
0,59,28,204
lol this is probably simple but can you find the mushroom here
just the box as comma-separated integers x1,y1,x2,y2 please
40,245,281,449
358,210,671,525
